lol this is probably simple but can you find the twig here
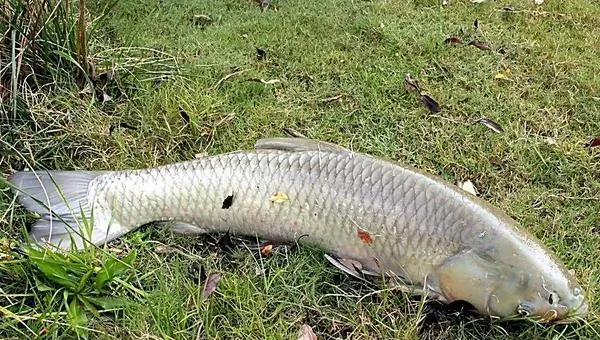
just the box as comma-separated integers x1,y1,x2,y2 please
212,69,249,90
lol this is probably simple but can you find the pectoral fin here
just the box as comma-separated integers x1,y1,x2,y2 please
324,254,382,281
434,249,502,314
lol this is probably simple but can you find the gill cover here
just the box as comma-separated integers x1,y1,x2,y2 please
434,249,528,317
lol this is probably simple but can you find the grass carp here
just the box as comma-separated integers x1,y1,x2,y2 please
7,137,588,323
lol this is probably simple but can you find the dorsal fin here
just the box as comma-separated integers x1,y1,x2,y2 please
255,137,350,153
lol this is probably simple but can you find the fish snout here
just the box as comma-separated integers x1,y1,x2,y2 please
526,289,588,323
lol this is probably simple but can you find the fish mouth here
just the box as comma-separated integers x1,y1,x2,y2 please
552,301,589,324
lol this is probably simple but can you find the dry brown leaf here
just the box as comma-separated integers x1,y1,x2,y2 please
585,137,600,148
469,40,491,51
261,244,273,256
444,36,463,45
271,192,289,204
357,228,374,245
298,324,317,340
458,180,478,196
202,273,222,300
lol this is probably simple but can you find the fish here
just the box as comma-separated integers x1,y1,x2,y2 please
6,137,588,323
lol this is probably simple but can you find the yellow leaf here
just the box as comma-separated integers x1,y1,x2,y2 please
494,73,507,79
271,192,289,204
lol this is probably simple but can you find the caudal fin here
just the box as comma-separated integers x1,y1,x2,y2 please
8,170,108,250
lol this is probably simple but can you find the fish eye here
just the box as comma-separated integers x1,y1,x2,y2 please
548,292,559,305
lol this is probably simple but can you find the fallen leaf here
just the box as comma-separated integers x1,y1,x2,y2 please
458,180,478,196
469,40,491,51
261,244,273,255
584,137,600,148
476,117,504,133
256,47,267,60
495,67,511,80
404,73,421,92
420,93,441,113
247,78,281,85
321,94,344,103
298,324,317,340
357,228,374,245
191,14,213,26
202,273,221,300
102,92,113,103
544,137,556,145
179,106,190,124
535,0,544,4
271,192,289,204
282,127,307,138
444,36,463,45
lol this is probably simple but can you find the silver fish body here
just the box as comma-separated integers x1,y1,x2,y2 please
7,138,588,322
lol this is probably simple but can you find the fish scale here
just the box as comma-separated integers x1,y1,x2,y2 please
7,138,587,322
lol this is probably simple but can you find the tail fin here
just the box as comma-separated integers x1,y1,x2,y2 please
8,170,108,250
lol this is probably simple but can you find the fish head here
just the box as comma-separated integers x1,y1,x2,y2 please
485,266,588,323
436,245,588,323
489,224,588,323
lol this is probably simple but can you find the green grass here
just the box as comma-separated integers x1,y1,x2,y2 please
1,0,600,338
